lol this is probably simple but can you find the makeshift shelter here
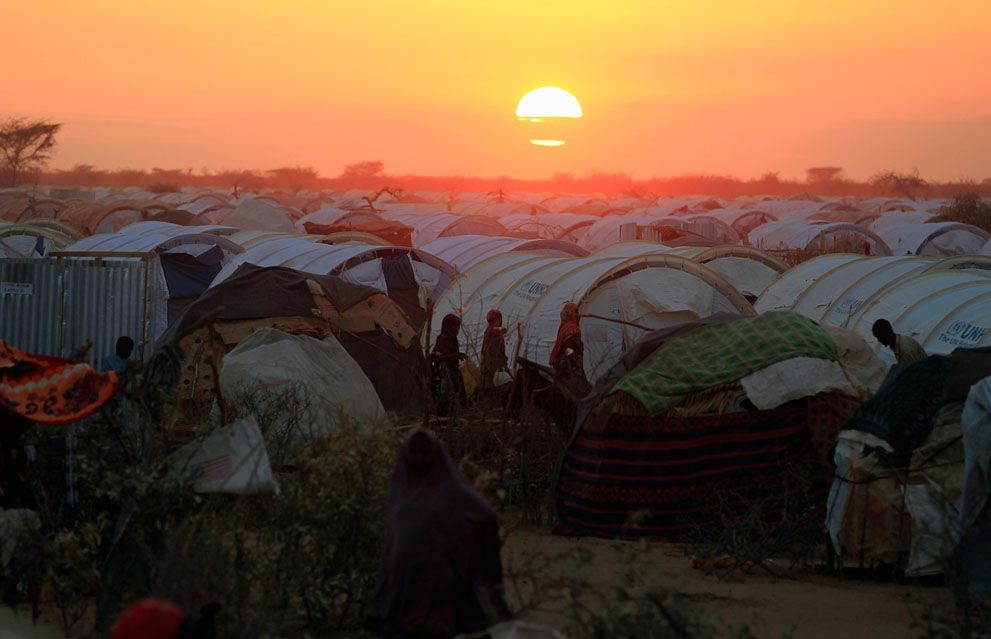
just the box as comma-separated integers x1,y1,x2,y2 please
421,235,589,272
554,311,867,538
874,222,989,256
827,349,991,576
430,252,753,383
145,264,422,428
960,375,991,602
61,230,244,329
219,328,386,438
209,238,455,325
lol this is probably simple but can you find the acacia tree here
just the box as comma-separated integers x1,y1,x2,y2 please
870,169,928,200
0,118,62,187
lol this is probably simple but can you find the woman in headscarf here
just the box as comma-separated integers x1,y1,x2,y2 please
431,314,466,415
368,429,511,639
480,309,508,394
549,302,591,398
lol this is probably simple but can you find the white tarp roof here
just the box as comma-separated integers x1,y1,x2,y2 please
221,197,297,232
294,207,379,232
64,231,243,257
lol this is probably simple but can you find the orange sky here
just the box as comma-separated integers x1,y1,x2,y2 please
5,1,991,181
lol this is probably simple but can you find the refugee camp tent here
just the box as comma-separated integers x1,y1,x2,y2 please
0,221,78,257
430,252,753,383
61,230,244,329
874,222,989,256
145,264,422,426
420,235,589,272
219,328,386,439
56,200,178,236
498,213,599,240
756,254,991,357
554,311,869,538
827,348,991,576
748,220,892,256
294,207,381,233
379,210,508,246
596,242,788,299
220,197,298,232
208,238,455,325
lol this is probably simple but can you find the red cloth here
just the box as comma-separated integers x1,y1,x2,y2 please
0,341,119,425
111,598,185,639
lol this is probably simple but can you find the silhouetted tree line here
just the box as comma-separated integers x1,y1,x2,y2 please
4,117,990,198
32,162,990,199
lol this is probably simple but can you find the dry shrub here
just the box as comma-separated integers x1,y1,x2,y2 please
682,460,826,580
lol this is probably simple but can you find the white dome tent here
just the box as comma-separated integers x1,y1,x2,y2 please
597,242,788,299
431,252,753,383
874,222,989,256
748,220,892,255
379,210,508,246
420,235,589,272
756,254,991,358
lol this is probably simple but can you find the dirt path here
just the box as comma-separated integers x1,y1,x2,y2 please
502,523,941,639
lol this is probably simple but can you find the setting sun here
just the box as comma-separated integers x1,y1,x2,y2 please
515,87,584,121
516,87,583,147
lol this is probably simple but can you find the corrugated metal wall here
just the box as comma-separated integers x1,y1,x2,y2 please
0,258,160,366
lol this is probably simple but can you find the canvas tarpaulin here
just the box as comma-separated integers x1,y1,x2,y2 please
960,376,991,601
219,329,387,439
613,310,837,416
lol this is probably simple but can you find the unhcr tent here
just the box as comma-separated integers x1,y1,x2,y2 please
874,222,989,256
757,254,991,358
380,209,508,246
431,252,753,383
749,220,892,256
421,235,589,272
596,242,788,299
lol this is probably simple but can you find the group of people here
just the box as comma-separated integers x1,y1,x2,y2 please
429,302,591,414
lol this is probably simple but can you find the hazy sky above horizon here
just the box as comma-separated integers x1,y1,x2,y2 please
6,0,991,180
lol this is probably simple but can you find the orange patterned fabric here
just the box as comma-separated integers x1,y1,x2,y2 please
0,341,119,425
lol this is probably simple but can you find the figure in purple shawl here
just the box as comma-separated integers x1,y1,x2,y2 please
367,429,511,639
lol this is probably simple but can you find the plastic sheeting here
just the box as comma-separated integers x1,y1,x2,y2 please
220,329,386,438
175,416,277,494
740,357,856,410
420,235,588,272
961,376,991,600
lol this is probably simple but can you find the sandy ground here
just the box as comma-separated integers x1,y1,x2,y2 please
501,522,942,639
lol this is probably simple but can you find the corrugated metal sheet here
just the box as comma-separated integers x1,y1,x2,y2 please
0,259,63,355
0,258,160,366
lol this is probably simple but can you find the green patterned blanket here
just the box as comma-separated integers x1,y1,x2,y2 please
613,310,837,416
